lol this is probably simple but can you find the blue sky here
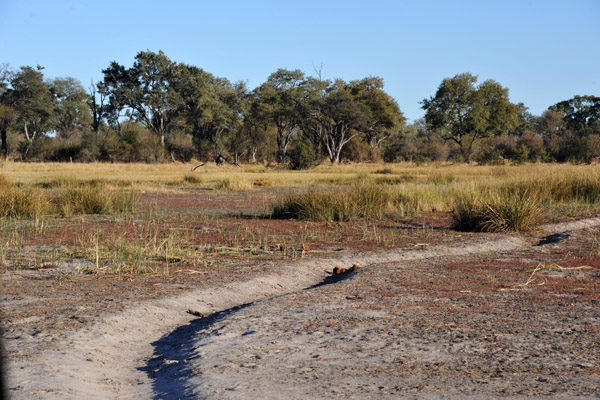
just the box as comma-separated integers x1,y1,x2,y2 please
1,0,599,122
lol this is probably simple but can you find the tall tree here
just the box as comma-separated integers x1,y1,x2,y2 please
421,73,521,160
554,95,600,136
348,77,405,147
0,64,15,158
257,68,305,162
0,104,16,158
102,50,185,146
244,89,271,163
87,80,109,133
182,64,244,160
50,76,92,137
4,66,56,159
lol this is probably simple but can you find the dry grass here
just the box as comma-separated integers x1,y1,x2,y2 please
0,187,47,219
452,189,542,232
272,184,392,221
1,161,599,224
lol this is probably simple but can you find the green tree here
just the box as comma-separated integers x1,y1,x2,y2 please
87,80,109,133
181,64,245,161
421,73,521,161
102,50,185,146
243,89,271,163
50,77,92,136
256,69,305,162
554,95,600,136
4,66,56,159
348,77,405,147
0,64,16,158
0,104,16,158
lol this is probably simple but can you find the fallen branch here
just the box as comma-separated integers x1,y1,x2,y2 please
191,163,205,172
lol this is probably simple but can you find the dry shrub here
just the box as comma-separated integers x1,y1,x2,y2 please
253,178,273,187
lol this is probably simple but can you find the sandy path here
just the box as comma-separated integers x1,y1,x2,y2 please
6,218,600,399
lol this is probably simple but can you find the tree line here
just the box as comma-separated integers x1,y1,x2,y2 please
0,51,598,166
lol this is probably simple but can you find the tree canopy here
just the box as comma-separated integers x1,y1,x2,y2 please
1,51,597,164
421,73,521,160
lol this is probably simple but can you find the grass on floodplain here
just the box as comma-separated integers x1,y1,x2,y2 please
0,176,137,219
1,161,600,231
1,161,600,275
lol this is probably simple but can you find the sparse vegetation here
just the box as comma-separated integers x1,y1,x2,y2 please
1,162,600,277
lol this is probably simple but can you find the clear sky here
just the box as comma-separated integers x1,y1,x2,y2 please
1,0,599,122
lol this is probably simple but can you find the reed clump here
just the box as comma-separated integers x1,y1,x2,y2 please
452,188,542,232
0,187,47,219
272,184,391,221
53,186,138,217
213,178,254,191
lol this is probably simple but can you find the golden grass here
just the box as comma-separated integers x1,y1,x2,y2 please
1,160,596,190
1,161,599,220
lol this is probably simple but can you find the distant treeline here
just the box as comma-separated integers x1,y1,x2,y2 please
0,51,598,166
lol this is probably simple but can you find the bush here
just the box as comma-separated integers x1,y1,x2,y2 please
167,132,196,162
183,174,202,184
287,142,319,170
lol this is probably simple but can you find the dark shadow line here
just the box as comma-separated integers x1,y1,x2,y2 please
534,232,571,246
139,304,250,400
140,268,362,398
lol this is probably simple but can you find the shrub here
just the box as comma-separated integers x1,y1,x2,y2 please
287,142,319,170
183,174,202,184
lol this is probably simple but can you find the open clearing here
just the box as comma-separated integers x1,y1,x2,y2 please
2,162,600,398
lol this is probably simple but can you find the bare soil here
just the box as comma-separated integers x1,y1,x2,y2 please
2,191,600,399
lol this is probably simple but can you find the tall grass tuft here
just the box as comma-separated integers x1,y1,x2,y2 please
0,187,47,219
452,189,542,232
213,178,253,191
0,174,12,189
183,174,202,184
273,184,391,221
53,186,138,217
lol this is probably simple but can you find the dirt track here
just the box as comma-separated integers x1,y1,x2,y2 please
4,218,600,399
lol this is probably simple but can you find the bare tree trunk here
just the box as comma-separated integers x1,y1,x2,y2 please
0,126,7,158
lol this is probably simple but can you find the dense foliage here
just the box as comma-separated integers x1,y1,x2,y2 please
0,53,598,165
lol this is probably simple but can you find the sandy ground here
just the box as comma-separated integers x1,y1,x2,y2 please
4,218,600,399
